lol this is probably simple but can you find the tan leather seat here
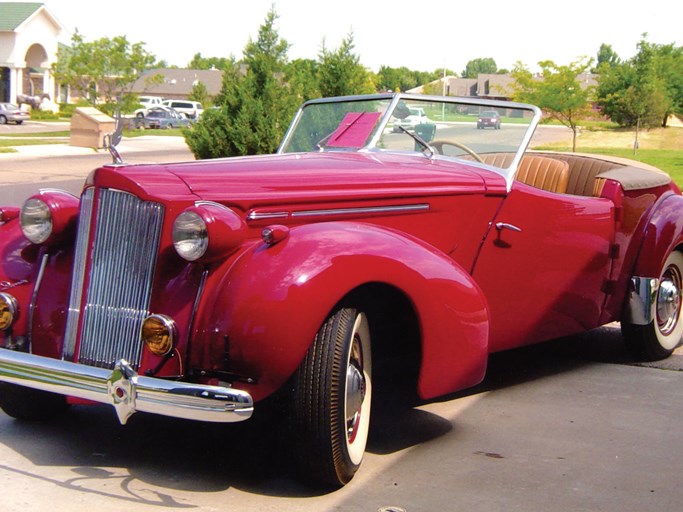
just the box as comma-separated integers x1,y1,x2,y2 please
515,156,570,194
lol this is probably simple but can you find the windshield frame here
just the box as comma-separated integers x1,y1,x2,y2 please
278,93,542,191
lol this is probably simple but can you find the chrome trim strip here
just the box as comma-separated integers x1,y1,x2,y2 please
248,203,430,222
27,252,49,348
291,203,430,218
626,276,659,325
247,211,289,221
0,349,253,424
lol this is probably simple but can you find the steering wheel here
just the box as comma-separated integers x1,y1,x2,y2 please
431,139,484,163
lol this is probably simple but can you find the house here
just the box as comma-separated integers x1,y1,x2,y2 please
0,2,66,104
131,68,224,100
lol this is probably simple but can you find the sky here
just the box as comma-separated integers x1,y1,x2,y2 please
25,0,683,74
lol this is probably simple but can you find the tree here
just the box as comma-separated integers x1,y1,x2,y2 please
462,58,497,78
187,52,234,71
317,32,375,97
594,43,620,72
185,6,299,158
286,58,320,103
512,57,594,152
52,32,157,108
188,81,211,106
597,38,672,132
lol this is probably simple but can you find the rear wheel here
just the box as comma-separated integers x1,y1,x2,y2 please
291,308,372,487
0,115,7,125
623,250,683,360
0,382,68,421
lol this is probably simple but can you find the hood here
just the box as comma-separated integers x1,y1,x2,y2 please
164,152,506,211
89,152,506,213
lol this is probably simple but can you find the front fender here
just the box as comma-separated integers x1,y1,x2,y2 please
195,222,489,402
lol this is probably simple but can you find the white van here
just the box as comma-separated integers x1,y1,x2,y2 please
161,100,204,120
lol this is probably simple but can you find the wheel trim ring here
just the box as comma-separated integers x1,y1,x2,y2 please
657,265,682,336
343,314,371,466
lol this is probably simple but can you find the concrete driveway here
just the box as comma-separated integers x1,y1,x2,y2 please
0,124,681,511
0,326,682,511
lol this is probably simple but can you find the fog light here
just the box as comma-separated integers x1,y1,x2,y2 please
141,314,176,356
0,293,18,331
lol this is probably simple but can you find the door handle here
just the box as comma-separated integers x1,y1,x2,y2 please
495,222,522,233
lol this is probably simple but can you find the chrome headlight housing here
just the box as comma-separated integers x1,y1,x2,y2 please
172,203,246,263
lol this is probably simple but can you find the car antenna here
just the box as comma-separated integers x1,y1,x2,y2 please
104,99,124,164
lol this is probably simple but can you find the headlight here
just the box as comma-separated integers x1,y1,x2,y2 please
173,203,246,263
20,190,79,245
173,211,208,261
21,198,52,244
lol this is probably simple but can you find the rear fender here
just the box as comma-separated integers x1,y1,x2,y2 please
196,221,489,401
630,193,683,278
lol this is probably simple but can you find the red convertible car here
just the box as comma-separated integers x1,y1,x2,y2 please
0,93,681,487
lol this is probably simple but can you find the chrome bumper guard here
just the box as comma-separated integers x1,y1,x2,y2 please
0,349,253,424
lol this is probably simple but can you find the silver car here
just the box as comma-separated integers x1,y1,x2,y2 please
0,103,30,125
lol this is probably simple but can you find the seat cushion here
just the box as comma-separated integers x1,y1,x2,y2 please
515,156,570,194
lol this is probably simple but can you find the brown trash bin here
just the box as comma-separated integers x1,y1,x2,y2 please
70,107,115,148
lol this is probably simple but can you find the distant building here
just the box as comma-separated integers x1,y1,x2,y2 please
0,2,66,104
411,72,598,101
131,68,224,100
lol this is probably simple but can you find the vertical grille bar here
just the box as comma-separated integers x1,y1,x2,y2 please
62,188,164,369
62,188,94,361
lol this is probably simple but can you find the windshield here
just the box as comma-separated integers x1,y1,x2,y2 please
279,93,541,185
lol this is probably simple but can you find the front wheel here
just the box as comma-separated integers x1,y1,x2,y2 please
0,382,68,420
291,308,372,487
622,250,683,360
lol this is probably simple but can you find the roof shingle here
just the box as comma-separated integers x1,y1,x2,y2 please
0,2,43,31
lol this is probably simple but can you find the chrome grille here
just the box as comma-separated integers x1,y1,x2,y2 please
62,188,164,369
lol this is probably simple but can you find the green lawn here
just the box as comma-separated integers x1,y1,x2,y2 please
534,126,683,186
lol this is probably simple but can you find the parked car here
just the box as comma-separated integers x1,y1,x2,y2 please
161,100,203,120
134,96,165,118
392,105,430,132
477,109,501,129
142,108,190,129
0,103,30,125
1,93,682,489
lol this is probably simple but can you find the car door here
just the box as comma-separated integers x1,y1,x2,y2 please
472,183,616,352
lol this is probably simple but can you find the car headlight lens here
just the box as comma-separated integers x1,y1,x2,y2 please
20,198,52,244
173,210,208,261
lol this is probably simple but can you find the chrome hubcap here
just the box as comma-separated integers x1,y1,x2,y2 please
345,335,366,444
657,266,682,335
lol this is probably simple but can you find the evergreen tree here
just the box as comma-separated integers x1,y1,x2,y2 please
317,32,375,97
185,7,299,158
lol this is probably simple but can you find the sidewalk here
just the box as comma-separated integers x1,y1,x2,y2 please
0,136,195,187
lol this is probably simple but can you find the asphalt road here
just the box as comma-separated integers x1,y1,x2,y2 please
1,122,682,511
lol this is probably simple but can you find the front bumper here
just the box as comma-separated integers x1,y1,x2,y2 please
0,349,253,424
